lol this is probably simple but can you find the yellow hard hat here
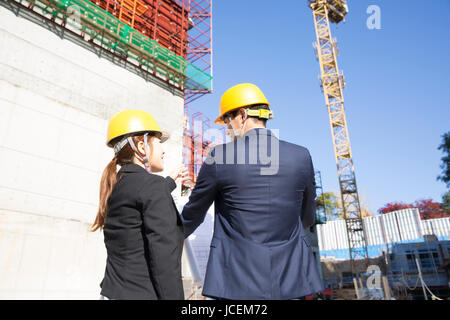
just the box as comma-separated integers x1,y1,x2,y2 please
106,109,169,147
215,83,271,125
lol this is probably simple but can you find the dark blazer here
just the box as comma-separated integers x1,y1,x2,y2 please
100,163,184,300
181,128,324,299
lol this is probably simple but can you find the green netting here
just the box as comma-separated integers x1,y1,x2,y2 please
26,0,211,91
186,63,213,91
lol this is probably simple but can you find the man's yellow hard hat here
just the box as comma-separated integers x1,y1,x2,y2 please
215,83,271,125
106,110,169,147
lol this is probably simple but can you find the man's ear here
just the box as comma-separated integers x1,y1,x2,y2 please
238,108,247,121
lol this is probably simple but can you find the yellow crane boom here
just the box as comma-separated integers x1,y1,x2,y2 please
309,0,368,274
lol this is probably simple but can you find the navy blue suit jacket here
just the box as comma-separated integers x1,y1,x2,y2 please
181,128,324,299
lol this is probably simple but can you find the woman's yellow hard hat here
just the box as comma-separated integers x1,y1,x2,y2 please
106,110,169,147
215,83,271,125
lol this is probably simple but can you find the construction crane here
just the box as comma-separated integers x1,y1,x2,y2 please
308,0,369,275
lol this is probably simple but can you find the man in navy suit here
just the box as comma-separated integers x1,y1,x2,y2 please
181,83,324,299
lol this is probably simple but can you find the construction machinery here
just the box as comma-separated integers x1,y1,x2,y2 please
308,0,369,275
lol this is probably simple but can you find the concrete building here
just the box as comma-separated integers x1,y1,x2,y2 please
387,238,450,289
0,3,190,299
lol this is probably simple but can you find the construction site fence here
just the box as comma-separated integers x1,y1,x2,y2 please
318,209,450,259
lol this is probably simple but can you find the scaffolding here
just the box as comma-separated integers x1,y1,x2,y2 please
180,0,215,189
315,170,328,225
182,0,213,104
182,105,224,187
93,0,190,59
6,0,212,91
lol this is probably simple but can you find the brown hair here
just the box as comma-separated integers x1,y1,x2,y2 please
90,134,154,232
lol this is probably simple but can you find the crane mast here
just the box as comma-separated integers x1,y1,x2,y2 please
309,0,368,274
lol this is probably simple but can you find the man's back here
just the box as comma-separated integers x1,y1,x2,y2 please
182,128,324,299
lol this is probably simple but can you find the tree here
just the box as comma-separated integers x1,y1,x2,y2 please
377,199,448,220
414,199,446,220
377,202,413,215
336,195,373,219
316,192,341,220
317,192,373,220
442,191,450,214
358,194,373,218
360,206,373,218
437,131,450,188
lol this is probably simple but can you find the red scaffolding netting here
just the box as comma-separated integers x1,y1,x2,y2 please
91,0,189,58
180,0,214,188
183,0,213,102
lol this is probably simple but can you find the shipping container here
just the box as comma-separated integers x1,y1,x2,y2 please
422,218,450,240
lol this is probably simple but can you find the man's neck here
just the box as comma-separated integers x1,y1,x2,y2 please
242,124,266,135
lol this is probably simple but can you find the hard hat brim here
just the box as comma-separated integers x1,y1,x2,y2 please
108,130,169,147
159,131,170,143
214,106,243,125
214,115,226,125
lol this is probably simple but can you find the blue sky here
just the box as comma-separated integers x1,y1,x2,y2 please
190,0,450,214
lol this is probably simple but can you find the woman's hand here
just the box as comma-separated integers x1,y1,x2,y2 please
169,164,190,185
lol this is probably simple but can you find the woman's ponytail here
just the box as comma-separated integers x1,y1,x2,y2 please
91,156,118,231
90,134,151,232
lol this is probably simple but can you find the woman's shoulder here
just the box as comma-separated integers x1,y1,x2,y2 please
142,172,166,184
138,173,175,198
118,164,174,197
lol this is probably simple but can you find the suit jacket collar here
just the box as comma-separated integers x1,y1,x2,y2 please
119,162,148,174
243,127,277,139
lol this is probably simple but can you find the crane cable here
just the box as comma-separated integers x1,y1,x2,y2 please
400,268,420,291
420,273,443,300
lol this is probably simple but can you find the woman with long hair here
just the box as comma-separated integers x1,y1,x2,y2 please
91,109,188,300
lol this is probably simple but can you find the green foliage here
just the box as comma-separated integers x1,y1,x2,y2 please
316,192,341,220
437,131,450,188
442,190,450,214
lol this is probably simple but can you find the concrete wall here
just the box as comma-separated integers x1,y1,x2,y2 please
0,5,188,299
